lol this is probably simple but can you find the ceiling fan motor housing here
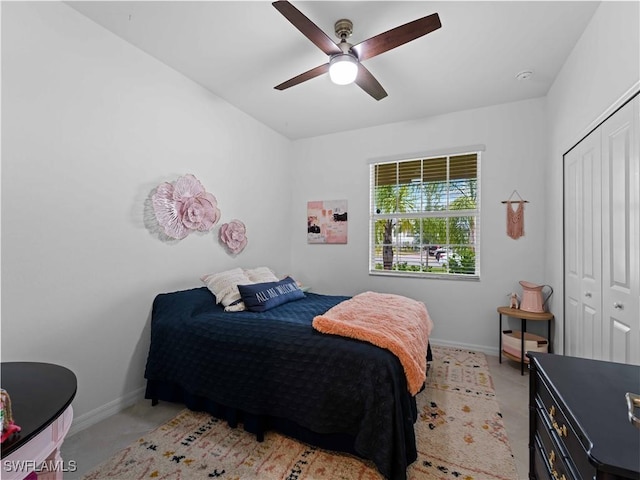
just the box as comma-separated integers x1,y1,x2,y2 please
334,19,353,40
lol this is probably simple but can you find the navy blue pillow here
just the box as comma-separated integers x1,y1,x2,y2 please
238,276,305,312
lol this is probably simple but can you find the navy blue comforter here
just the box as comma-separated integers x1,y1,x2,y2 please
144,287,420,480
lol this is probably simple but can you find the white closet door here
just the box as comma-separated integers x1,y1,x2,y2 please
601,96,640,365
564,131,602,359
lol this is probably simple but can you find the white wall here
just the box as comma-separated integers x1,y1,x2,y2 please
289,98,549,352
544,1,640,352
4,0,636,435
1,2,292,427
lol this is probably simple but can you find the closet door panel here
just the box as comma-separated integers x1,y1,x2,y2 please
564,134,602,359
582,304,599,358
580,146,601,345
565,297,579,356
601,97,639,364
610,319,632,364
564,156,580,356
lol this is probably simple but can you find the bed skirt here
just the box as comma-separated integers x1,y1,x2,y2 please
146,380,383,456
145,343,432,480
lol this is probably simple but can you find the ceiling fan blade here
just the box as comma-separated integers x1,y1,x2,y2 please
272,1,342,56
355,64,387,101
352,13,441,62
275,63,330,90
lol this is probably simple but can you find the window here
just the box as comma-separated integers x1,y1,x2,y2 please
369,149,481,278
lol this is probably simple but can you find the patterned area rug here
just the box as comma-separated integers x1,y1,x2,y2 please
83,346,518,480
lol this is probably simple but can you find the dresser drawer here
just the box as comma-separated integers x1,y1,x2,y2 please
536,374,596,480
533,434,553,480
535,409,577,480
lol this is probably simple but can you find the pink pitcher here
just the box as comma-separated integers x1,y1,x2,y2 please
519,281,553,313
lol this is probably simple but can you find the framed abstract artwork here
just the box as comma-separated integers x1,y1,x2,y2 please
307,200,348,244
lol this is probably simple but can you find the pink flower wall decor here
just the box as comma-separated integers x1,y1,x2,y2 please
152,174,220,240
219,219,248,254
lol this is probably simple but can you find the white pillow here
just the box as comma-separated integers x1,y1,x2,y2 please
244,267,279,283
201,268,253,310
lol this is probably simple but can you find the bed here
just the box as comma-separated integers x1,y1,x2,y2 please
144,286,432,480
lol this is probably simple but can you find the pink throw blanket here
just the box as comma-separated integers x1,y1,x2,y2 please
313,291,433,395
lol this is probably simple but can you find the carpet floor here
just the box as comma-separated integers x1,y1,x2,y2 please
82,346,518,480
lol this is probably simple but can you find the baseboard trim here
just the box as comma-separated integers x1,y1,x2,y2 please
68,386,146,437
430,338,499,358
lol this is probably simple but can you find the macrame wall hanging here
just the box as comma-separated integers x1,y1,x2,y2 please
502,190,528,240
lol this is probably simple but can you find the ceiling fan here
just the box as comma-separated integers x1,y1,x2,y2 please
272,1,441,101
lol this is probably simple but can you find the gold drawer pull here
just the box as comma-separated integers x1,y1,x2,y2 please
548,449,556,466
552,420,568,437
549,405,556,418
551,470,566,480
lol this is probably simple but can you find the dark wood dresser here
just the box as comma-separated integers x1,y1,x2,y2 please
528,352,640,480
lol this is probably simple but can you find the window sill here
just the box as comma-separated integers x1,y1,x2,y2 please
368,271,480,281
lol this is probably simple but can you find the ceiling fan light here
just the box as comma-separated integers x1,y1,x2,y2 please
329,54,358,85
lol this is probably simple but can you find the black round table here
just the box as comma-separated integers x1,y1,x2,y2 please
1,362,76,477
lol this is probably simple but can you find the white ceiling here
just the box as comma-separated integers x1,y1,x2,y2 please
67,1,600,140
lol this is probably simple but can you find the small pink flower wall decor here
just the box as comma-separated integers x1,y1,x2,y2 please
219,219,248,254
152,174,220,240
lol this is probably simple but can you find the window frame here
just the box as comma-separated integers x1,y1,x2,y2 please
368,146,483,280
